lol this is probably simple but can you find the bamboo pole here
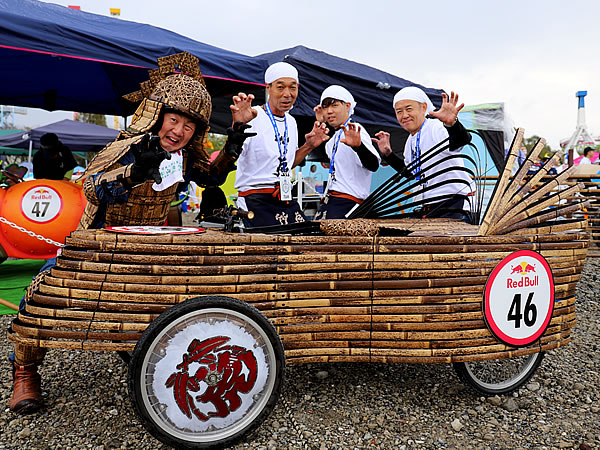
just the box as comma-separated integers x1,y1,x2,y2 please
478,128,524,235
500,137,548,204
500,201,591,234
490,182,584,234
0,297,19,311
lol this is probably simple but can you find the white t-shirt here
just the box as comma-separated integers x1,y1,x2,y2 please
234,106,299,192
403,118,475,204
326,122,380,200
580,156,591,165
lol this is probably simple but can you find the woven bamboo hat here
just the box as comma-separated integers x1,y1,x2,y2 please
120,52,212,168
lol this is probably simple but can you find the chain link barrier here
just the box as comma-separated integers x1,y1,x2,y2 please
0,216,65,248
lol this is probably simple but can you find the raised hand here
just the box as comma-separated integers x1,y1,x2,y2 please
304,121,330,149
428,91,464,127
372,131,392,156
230,92,257,125
224,122,257,158
313,105,325,124
130,134,171,184
340,123,362,148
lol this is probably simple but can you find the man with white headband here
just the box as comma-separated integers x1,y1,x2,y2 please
230,62,329,228
373,87,474,221
313,85,380,219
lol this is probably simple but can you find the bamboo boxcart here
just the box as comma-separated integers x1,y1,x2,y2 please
8,129,590,449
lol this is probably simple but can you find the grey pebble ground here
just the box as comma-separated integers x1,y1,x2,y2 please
1,256,599,449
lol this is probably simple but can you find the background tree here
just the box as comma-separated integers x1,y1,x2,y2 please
76,113,107,127
205,133,227,155
523,135,554,159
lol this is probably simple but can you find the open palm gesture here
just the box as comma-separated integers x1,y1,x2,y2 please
230,93,257,125
429,91,464,127
340,123,362,147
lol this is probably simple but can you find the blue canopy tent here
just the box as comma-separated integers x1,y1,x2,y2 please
0,0,267,134
258,45,446,158
0,119,119,153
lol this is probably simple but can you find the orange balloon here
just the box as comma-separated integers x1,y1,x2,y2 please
0,180,86,259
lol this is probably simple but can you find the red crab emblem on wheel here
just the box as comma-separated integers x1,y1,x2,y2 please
165,336,259,421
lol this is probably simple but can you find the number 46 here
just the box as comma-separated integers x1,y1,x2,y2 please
508,292,537,328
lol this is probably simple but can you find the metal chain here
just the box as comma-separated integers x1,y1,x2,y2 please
280,391,310,449
0,215,65,247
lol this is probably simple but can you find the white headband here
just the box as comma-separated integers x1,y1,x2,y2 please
320,85,357,116
265,62,299,84
393,86,434,113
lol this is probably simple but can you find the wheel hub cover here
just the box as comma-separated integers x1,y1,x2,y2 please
150,321,270,432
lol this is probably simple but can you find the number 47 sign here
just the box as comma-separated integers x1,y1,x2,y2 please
483,250,554,347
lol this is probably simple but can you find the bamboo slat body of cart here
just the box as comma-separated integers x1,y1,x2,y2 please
8,222,587,364
6,128,591,449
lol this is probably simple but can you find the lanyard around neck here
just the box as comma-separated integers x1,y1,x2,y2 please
264,102,289,174
411,120,426,181
329,117,352,178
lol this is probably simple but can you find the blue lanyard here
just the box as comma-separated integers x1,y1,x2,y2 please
329,117,352,179
411,120,426,181
264,103,289,174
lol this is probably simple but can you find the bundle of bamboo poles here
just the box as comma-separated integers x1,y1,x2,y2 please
8,224,586,363
479,129,588,235
8,128,590,364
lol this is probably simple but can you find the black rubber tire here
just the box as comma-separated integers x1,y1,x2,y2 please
128,296,285,449
453,351,544,396
117,351,132,364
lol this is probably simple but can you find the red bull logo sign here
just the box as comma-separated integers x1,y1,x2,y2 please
484,250,554,347
507,261,538,288
105,226,205,235
510,261,536,275
30,188,52,199
21,185,63,224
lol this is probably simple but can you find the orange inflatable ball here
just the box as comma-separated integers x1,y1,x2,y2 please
0,186,6,263
0,179,86,260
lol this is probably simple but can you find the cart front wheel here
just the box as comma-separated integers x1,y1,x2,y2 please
453,351,544,396
128,296,285,449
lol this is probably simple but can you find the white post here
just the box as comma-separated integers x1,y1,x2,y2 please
28,140,33,163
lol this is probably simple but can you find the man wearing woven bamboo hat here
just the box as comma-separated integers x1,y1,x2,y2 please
7,52,254,415
373,87,474,221
76,52,254,230
231,62,329,228
313,85,380,219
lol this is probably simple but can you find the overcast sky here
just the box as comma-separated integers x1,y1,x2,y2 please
18,0,600,149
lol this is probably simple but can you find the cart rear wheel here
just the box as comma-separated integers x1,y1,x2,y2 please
128,296,285,449
453,352,544,395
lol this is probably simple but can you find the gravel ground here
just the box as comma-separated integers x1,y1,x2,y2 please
1,257,599,450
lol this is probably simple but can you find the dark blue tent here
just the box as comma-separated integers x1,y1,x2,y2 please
0,119,119,153
258,46,446,156
0,0,267,133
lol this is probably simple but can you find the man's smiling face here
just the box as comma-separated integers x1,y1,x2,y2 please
158,112,197,152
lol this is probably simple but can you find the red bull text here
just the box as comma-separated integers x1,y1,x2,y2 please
507,261,538,288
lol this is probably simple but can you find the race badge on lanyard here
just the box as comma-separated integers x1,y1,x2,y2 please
264,102,291,196
279,173,292,201
325,118,351,198
325,172,334,193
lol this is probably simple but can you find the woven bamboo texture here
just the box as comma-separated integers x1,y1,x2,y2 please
8,127,590,364
8,224,587,364
479,174,600,256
